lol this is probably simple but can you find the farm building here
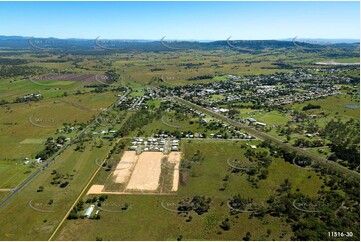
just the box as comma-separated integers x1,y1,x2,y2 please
219,108,229,113
246,118,257,123
84,205,95,218
255,121,267,126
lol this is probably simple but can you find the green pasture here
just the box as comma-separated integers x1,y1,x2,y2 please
0,141,112,241
56,140,324,241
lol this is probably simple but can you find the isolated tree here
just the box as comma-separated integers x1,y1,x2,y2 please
220,218,231,231
243,232,251,241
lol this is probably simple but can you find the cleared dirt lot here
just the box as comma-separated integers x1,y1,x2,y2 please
168,152,182,191
126,152,164,191
87,185,105,195
88,151,182,194
114,151,138,184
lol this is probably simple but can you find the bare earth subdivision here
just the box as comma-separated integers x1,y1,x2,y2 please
88,151,182,194
168,152,182,191
126,152,164,191
114,151,138,183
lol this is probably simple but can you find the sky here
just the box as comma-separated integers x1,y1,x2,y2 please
0,1,359,40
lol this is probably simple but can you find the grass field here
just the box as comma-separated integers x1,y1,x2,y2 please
238,92,360,145
0,91,117,193
134,114,201,136
0,160,32,189
19,138,45,144
55,140,324,241
0,43,358,241
255,111,290,125
289,93,360,123
0,140,112,240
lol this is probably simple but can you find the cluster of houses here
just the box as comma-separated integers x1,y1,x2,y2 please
128,137,180,154
211,107,229,114
15,93,43,103
308,67,358,77
117,95,150,111
23,157,42,165
23,136,71,165
129,95,148,110
155,69,346,108
23,93,42,100
210,123,255,139
91,129,117,136
159,102,256,140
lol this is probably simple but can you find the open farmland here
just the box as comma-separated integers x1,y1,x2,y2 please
0,3,359,240
0,139,113,240
0,91,117,194
55,140,342,241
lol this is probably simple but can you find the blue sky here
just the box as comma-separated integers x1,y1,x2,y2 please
0,1,359,40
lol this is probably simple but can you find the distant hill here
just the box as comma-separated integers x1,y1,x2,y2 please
282,38,360,44
0,35,358,53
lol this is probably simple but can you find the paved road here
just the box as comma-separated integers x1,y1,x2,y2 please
0,89,131,209
173,96,359,181
181,138,260,141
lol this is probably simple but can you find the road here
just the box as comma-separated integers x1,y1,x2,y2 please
172,96,359,181
48,152,108,241
0,89,130,209
181,138,260,141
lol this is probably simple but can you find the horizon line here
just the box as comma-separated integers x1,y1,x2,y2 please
1,35,360,42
